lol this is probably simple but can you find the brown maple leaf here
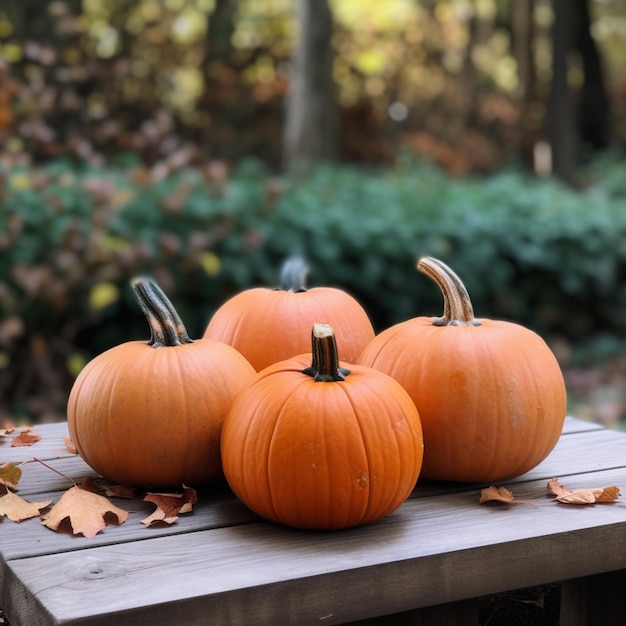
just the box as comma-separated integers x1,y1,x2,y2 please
0,461,22,489
41,486,129,538
11,429,42,447
547,477,621,505
0,489,51,522
141,485,198,526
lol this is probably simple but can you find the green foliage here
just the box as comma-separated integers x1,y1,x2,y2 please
2,156,626,421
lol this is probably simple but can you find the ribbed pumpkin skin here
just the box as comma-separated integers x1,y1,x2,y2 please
204,287,375,371
358,317,566,483
221,354,424,530
68,338,256,489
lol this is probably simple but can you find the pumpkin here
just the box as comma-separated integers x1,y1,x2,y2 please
358,256,566,483
204,256,375,371
67,278,256,488
221,323,424,530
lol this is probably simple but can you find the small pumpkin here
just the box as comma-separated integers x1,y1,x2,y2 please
204,257,375,371
68,278,256,489
358,257,566,483
221,323,424,530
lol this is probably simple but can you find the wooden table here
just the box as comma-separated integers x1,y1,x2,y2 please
2,417,626,626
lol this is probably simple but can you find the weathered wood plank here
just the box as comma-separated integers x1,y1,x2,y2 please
2,418,624,626
1,416,595,469
5,465,626,626
1,426,624,564
6,419,623,504
516,426,626,481
1,424,625,560
0,486,257,561
561,415,604,434
12,455,103,496
0,422,73,463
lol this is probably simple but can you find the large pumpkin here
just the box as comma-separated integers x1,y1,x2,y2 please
204,257,375,371
221,323,424,530
68,278,256,488
358,257,566,483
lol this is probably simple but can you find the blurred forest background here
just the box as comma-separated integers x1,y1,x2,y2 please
1,0,626,427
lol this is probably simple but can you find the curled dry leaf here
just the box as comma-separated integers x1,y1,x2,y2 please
0,489,51,522
78,476,100,492
41,486,129,539
0,461,22,489
479,485,537,508
104,484,137,499
547,477,621,505
75,476,136,499
1,420,17,435
141,485,198,526
63,436,78,454
479,485,515,504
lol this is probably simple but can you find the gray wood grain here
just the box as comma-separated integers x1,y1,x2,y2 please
2,418,626,626
5,464,626,625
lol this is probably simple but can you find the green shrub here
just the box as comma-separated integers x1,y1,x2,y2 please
1,156,626,422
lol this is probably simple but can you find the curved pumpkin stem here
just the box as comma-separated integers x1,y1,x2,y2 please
278,256,309,292
302,323,351,382
417,257,482,327
131,278,194,348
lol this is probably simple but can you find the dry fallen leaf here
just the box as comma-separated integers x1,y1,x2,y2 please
78,476,100,493
62,436,78,454
141,485,198,526
0,461,22,489
73,476,136,499
104,484,137,499
0,489,51,522
547,477,621,504
0,420,17,435
479,485,515,504
41,486,129,538
11,429,42,447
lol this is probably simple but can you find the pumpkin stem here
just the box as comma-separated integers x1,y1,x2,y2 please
302,323,351,382
278,256,309,292
417,257,482,327
131,278,194,348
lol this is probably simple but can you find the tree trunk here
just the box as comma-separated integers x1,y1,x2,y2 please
282,0,338,171
547,0,609,182
512,0,538,164
206,0,237,65
547,0,578,182
576,0,609,149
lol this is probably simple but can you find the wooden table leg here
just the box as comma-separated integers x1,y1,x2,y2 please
560,570,626,626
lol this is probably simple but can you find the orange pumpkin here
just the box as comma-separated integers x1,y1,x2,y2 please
358,257,566,483
68,278,256,488
204,257,375,371
221,323,424,530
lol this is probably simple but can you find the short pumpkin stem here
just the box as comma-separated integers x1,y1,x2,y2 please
278,256,309,292
302,323,351,382
131,278,194,348
417,257,482,327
